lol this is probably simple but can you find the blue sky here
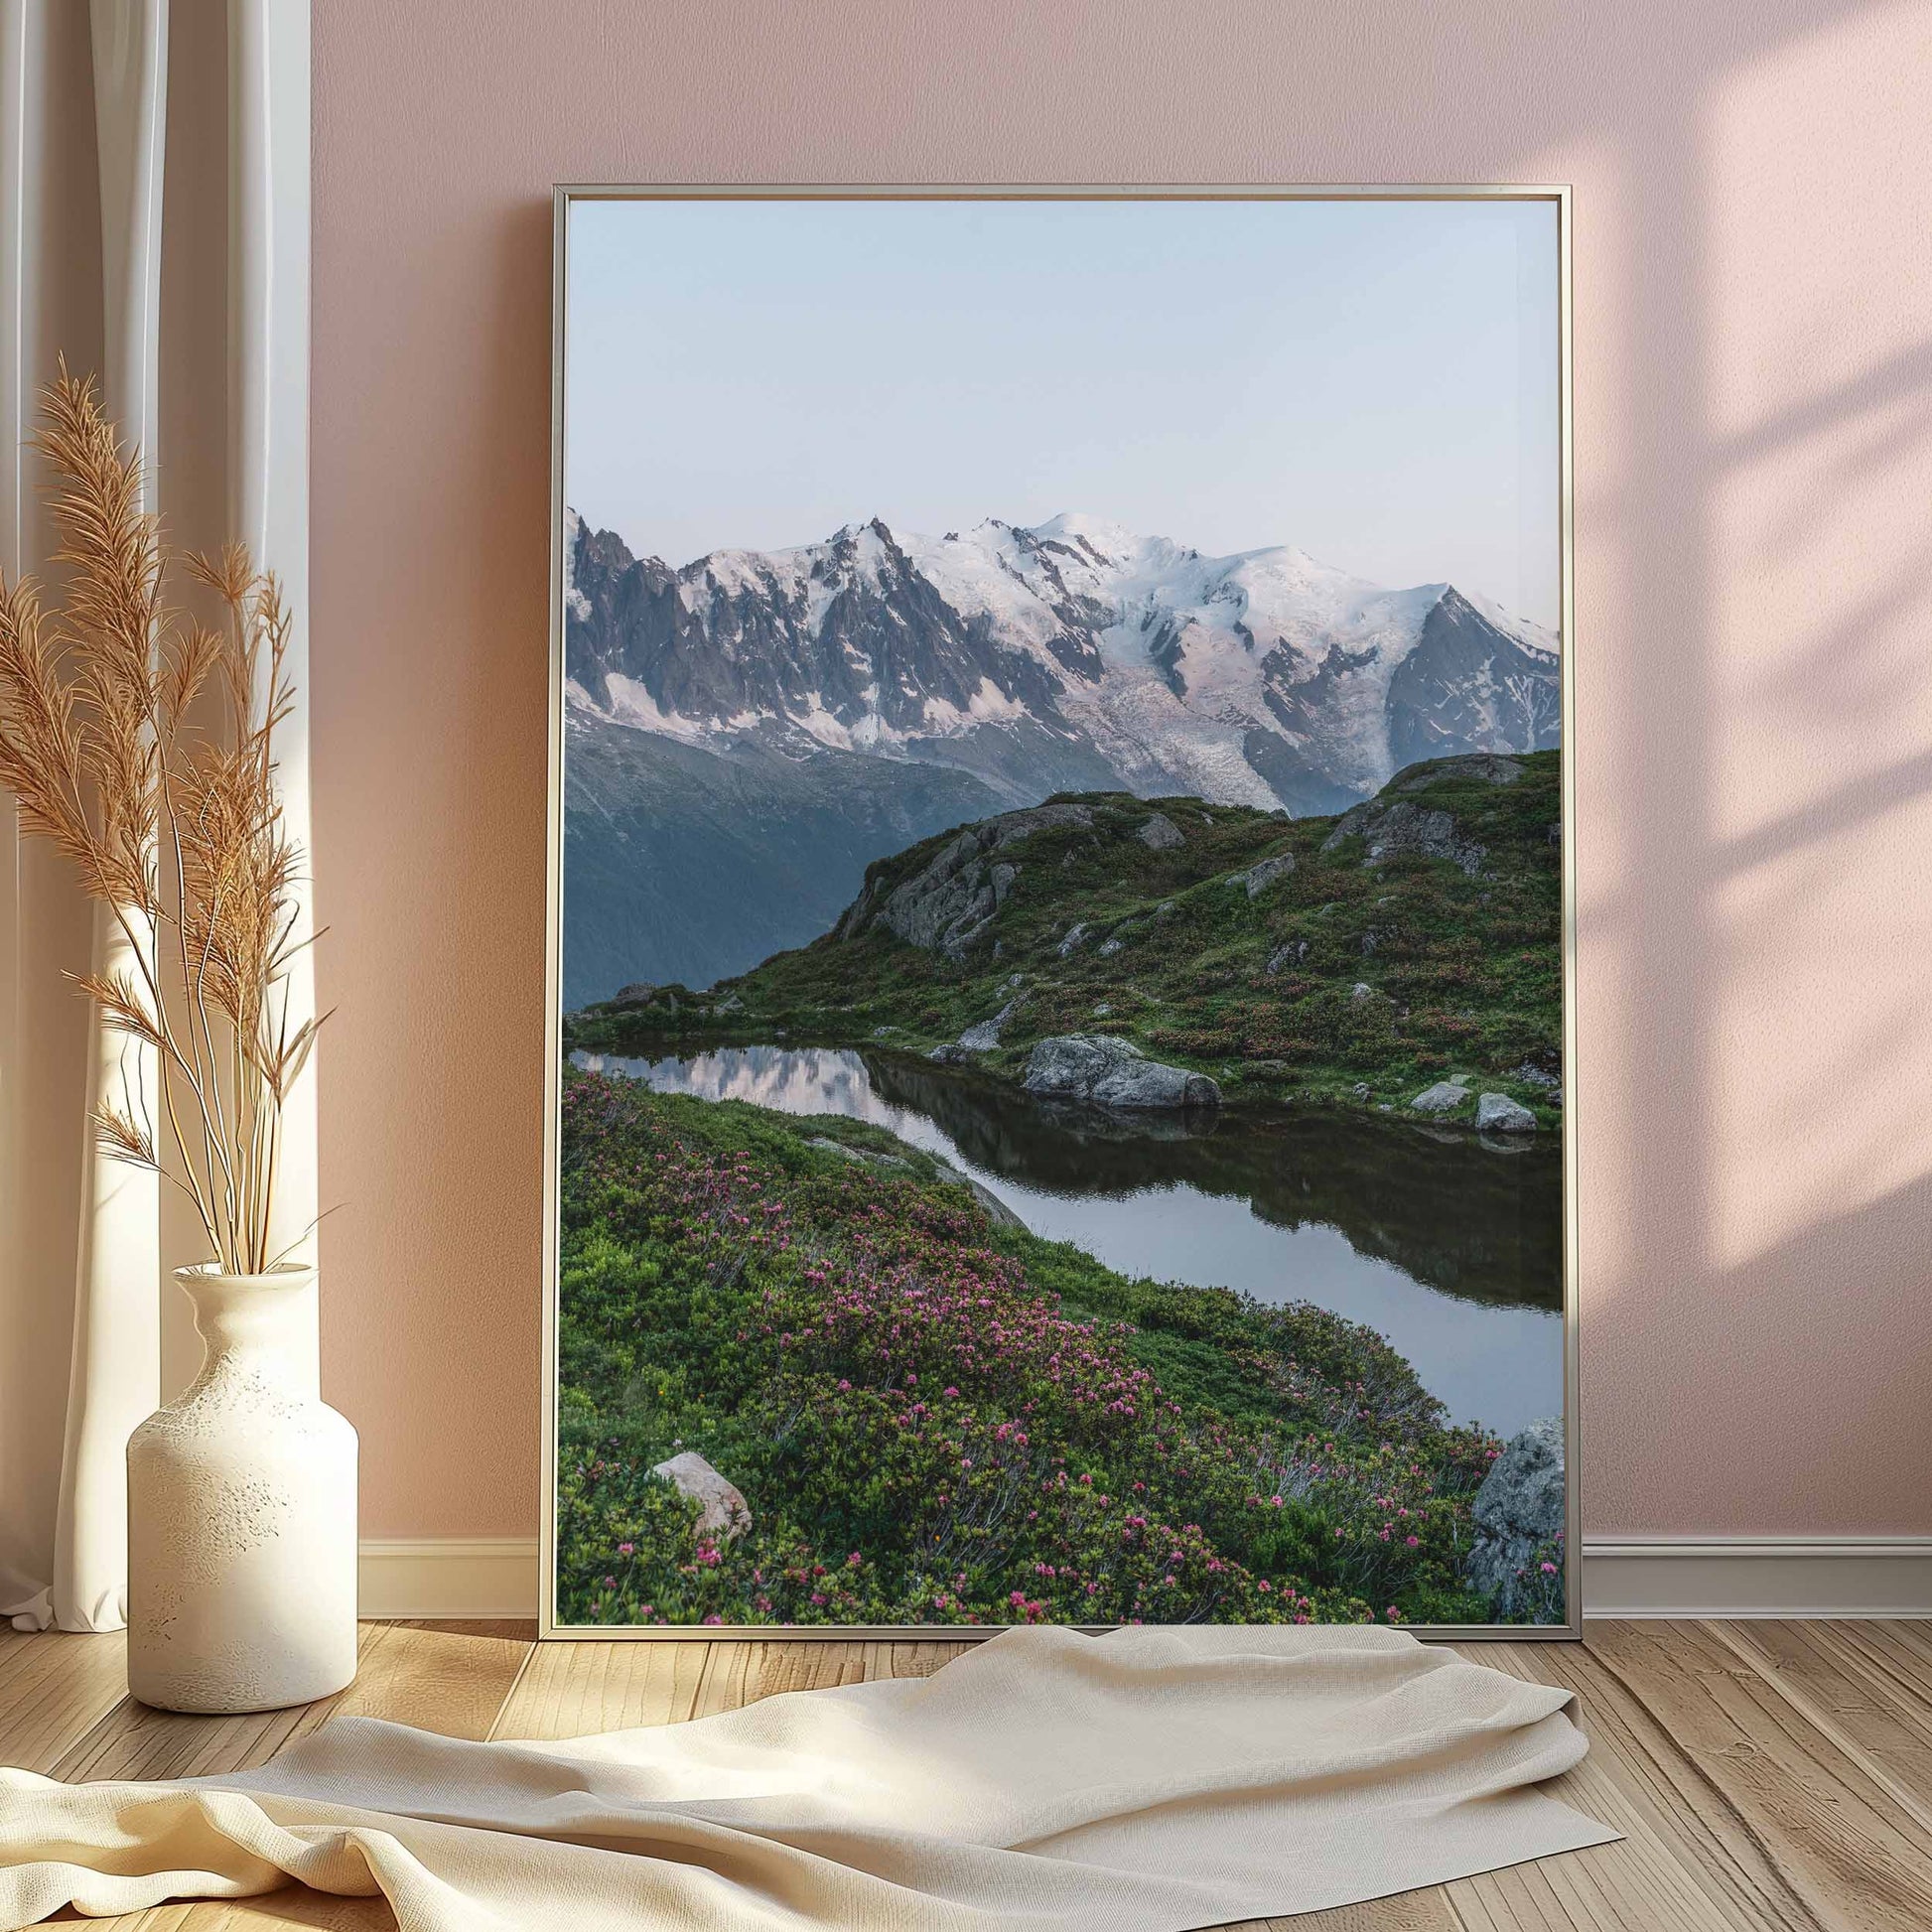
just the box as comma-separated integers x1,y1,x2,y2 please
566,196,1561,627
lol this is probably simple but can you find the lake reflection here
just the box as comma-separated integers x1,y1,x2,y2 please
573,1043,1564,1436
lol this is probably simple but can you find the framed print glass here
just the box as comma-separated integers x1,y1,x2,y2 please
543,187,1577,1638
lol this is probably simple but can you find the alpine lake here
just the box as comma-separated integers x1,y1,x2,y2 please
572,1040,1565,1438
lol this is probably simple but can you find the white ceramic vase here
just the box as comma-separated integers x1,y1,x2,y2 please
126,1266,358,1713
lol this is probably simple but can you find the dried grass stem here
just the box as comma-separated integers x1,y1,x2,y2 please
0,363,322,1273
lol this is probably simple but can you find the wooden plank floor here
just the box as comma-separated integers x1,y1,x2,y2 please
6,1622,1932,1929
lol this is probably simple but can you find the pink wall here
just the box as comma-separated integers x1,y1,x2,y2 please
310,0,1932,1540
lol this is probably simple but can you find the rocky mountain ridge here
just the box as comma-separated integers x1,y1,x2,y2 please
565,509,1560,816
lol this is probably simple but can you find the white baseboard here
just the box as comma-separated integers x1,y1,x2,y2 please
1582,1536,1932,1618
358,1539,540,1620
357,1535,1932,1623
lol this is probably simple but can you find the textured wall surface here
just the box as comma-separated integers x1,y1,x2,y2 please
309,0,1932,1538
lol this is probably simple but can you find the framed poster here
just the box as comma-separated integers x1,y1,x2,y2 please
543,187,1577,1639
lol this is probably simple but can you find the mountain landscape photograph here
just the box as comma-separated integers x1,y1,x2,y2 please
552,193,1570,1630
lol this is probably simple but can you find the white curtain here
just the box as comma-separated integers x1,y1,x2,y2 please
0,0,314,1634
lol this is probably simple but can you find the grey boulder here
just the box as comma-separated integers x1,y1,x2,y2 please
957,995,1023,1052
1477,1092,1538,1133
980,802,1096,850
964,1176,1024,1228
805,1137,910,1173
1394,753,1523,791
1023,1035,1221,1111
1465,1417,1565,1615
651,1449,752,1543
1240,853,1297,898
933,1165,1024,1229
1138,812,1185,850
1409,1080,1471,1116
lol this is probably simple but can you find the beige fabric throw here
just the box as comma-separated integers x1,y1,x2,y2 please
0,1625,1615,1930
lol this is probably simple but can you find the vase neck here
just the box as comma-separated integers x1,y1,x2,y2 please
177,1268,318,1396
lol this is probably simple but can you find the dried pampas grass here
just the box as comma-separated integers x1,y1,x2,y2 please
0,361,323,1274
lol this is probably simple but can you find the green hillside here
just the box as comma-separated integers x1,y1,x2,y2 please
569,750,1563,1123
557,1064,1516,1626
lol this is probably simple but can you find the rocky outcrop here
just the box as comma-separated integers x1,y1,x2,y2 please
933,1167,1025,1228
1409,1080,1471,1116
651,1450,752,1543
806,1137,912,1173
881,832,1000,955
1240,853,1297,898
1022,1035,1221,1110
966,1176,1024,1227
1477,1092,1537,1133
957,995,1023,1052
1465,1417,1565,1615
836,803,1092,957
980,802,1097,849
1321,798,1487,879
1393,752,1524,792
1138,812,1185,850
1512,1062,1562,1108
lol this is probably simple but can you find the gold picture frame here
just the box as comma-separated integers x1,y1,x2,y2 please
540,184,1578,1641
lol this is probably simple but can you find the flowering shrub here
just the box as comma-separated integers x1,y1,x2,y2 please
555,1068,1534,1626
1498,1532,1568,1626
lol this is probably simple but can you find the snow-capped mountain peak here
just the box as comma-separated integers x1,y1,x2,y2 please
563,510,1560,814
